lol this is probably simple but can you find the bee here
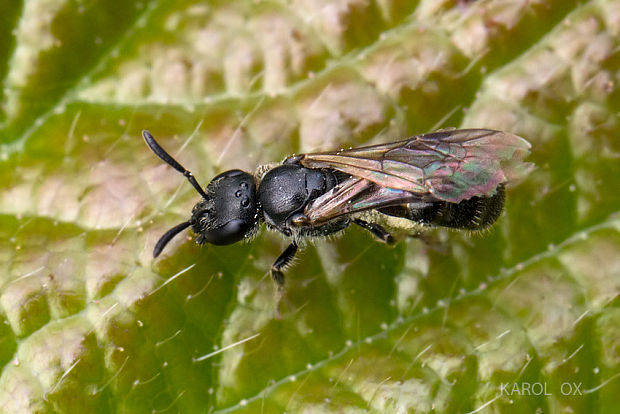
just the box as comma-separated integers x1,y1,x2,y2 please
143,129,532,290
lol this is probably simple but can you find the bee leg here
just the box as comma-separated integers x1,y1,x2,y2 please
271,242,298,317
271,241,298,288
353,219,394,245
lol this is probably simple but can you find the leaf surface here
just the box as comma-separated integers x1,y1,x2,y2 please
0,1,619,412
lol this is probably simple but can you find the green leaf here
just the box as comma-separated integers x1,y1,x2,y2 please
1,0,619,412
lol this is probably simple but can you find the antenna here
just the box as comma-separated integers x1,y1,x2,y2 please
142,130,209,199
153,221,191,257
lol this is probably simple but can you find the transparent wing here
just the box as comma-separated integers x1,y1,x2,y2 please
302,177,426,226
295,129,533,203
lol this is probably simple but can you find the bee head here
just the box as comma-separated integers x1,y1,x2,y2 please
190,169,259,246
142,130,260,257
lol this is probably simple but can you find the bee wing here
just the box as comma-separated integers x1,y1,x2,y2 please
295,129,533,203
302,176,425,226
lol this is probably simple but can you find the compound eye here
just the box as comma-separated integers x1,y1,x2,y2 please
203,219,248,245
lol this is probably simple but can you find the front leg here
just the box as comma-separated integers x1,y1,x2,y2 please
270,241,298,291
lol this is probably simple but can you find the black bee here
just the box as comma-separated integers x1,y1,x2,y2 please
143,129,532,289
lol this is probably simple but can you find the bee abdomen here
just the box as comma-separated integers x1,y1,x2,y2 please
380,185,506,231
435,185,505,230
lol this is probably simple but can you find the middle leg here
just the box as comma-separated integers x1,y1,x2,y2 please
353,219,395,245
